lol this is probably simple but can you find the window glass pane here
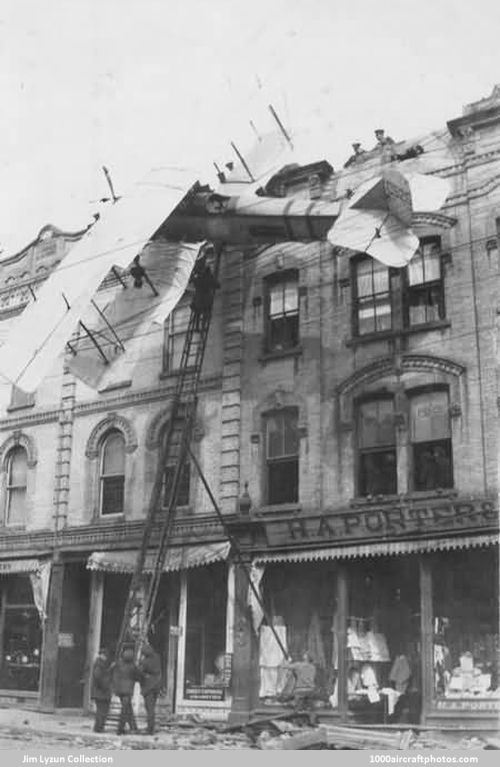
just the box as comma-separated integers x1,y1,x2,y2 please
163,463,190,507
410,391,450,443
102,432,125,475
8,448,28,487
101,476,124,515
371,261,389,293
268,459,299,504
373,297,392,331
266,414,284,458
6,576,33,604
359,450,397,496
269,283,284,316
408,242,441,285
283,282,298,313
359,400,395,448
408,252,425,285
358,302,376,335
432,548,499,702
185,565,227,698
0,606,41,691
413,440,453,490
283,412,299,455
356,260,373,297
6,488,27,526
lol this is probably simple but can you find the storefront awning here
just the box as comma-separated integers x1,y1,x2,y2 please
87,541,231,574
0,558,43,575
253,533,499,566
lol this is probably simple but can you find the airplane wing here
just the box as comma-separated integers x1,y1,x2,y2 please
217,129,294,196
67,240,202,389
0,167,197,393
328,169,449,267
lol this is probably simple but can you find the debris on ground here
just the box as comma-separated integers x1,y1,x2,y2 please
254,721,492,750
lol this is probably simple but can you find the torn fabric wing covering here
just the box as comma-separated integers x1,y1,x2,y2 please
68,239,202,389
327,168,449,267
0,167,196,393
217,129,294,196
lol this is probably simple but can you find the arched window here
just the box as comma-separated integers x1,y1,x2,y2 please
100,430,125,515
5,446,28,526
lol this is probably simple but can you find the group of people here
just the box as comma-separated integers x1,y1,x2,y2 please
91,643,162,735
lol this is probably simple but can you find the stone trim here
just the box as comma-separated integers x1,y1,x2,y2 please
337,354,465,399
85,412,138,459
0,431,38,469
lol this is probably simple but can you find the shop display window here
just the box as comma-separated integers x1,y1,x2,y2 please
344,557,421,724
183,564,228,701
432,548,499,703
0,575,42,691
259,563,338,709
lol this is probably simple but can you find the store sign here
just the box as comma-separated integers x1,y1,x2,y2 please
264,497,498,546
184,686,225,701
58,632,75,648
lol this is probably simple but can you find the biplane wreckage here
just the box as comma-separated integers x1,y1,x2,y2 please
0,109,449,395
0,109,451,656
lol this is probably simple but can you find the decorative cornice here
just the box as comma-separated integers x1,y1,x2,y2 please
411,212,457,229
0,409,60,431
0,431,38,469
0,514,226,554
85,412,138,459
338,354,466,397
74,374,222,418
0,375,222,432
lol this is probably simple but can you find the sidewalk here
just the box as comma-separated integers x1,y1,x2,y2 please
0,706,252,749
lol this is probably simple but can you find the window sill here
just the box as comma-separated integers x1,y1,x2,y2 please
93,513,125,523
0,524,26,531
98,380,131,393
159,366,197,381
347,320,451,348
259,346,302,364
350,488,457,508
6,403,35,413
253,503,302,517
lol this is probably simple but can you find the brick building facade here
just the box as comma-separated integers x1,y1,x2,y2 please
0,86,498,731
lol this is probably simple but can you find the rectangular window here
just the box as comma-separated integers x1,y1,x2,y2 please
354,258,391,335
405,238,444,326
162,462,191,508
358,399,397,496
265,272,299,352
265,410,299,505
162,302,190,373
410,390,453,491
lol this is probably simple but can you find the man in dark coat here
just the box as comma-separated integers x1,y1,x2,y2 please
91,648,112,733
190,257,219,331
138,643,162,735
112,645,140,735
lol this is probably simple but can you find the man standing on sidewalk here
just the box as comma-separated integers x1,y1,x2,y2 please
112,645,140,735
138,643,162,735
91,648,113,733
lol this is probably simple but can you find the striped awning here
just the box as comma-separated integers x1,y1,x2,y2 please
254,533,499,566
0,558,43,575
87,541,231,574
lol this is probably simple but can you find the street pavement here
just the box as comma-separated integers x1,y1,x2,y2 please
0,706,253,750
